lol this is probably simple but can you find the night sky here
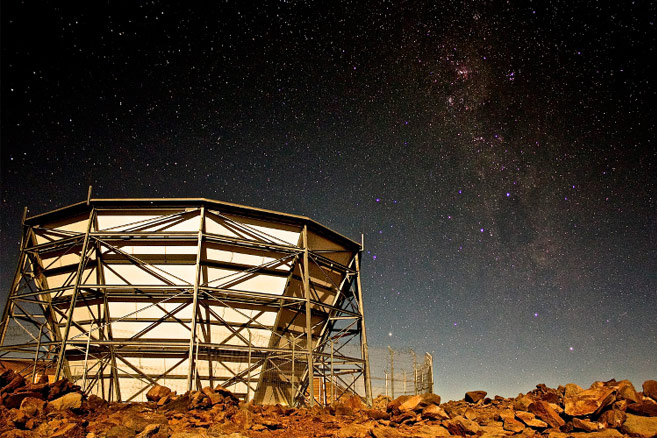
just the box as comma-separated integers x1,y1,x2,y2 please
1,1,656,401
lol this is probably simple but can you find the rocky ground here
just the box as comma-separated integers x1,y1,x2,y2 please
1,367,656,438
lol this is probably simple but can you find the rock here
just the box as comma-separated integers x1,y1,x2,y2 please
188,391,210,409
83,394,108,411
370,426,407,438
465,390,487,403
341,394,365,411
3,392,43,410
0,431,32,438
398,393,441,412
108,425,139,438
446,415,482,435
422,404,449,420
463,407,477,420
387,395,412,413
48,392,83,411
50,422,83,438
146,384,172,402
612,399,628,411
164,393,190,412
568,431,623,438
214,384,239,403
563,386,615,417
620,413,657,438
390,410,417,425
504,417,526,433
336,423,373,438
200,386,222,405
7,408,28,427
516,411,548,428
572,417,602,432
528,401,565,429
627,402,657,417
136,424,160,438
599,409,627,428
614,380,640,403
564,383,584,398
413,424,451,437
643,380,657,401
0,373,25,395
498,409,515,421
514,394,535,411
47,379,78,400
373,394,392,411
19,396,46,417
364,408,390,420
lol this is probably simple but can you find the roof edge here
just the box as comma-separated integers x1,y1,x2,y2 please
24,198,361,250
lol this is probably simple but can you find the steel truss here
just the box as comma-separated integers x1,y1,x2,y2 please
0,199,373,407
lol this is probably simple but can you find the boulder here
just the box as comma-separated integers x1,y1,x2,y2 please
465,390,487,403
627,402,657,417
413,424,451,437
446,415,482,435
19,397,46,417
642,380,657,401
564,383,584,398
497,409,515,421
463,407,477,420
107,425,135,438
516,411,548,428
213,384,239,403
7,408,29,427
564,386,615,416
567,431,623,438
397,393,441,412
612,399,628,411
341,394,365,411
387,395,412,413
146,384,172,402
371,426,408,438
372,394,392,411
514,394,535,411
599,409,627,428
201,386,223,405
643,380,657,401
3,392,43,409
48,392,82,411
47,379,78,400
620,413,657,438
528,400,565,428
336,423,373,438
504,417,526,433
0,373,25,395
614,380,640,403
421,404,449,420
135,424,161,438
571,417,602,432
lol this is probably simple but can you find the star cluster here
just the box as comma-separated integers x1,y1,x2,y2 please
2,1,656,401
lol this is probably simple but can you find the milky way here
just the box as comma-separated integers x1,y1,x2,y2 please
2,1,656,401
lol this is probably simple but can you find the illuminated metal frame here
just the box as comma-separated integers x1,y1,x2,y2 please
0,198,373,406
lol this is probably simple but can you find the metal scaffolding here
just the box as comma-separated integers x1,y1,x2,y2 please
0,198,372,407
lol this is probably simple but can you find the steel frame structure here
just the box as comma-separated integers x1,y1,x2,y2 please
0,198,372,406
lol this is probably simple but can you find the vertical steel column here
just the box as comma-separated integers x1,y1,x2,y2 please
291,336,296,404
187,206,206,391
330,338,335,403
0,208,29,346
54,208,95,381
426,353,434,393
355,253,373,406
31,325,44,384
302,225,315,406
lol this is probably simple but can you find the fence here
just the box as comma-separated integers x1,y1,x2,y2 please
369,346,434,398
